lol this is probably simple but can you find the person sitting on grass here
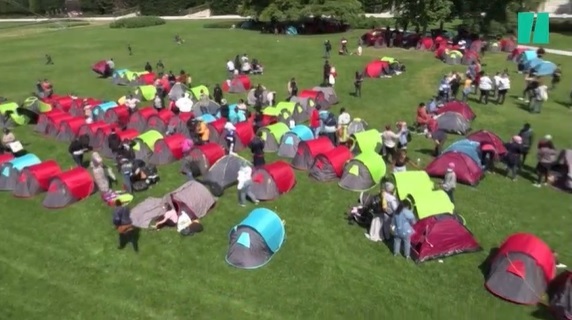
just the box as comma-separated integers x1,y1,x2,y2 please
441,163,457,203
1,128,16,153
415,103,431,132
153,203,178,230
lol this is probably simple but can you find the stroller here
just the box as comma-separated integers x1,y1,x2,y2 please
346,192,383,228
130,159,160,192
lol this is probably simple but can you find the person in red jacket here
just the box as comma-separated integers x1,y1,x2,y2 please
310,105,322,137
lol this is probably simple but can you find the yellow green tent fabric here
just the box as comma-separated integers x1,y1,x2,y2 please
381,56,396,63
262,107,280,117
392,170,434,200
447,50,463,58
189,85,209,98
0,102,29,125
276,102,296,115
125,71,148,81
136,85,157,101
354,152,386,184
350,129,381,153
23,96,52,113
133,130,163,151
117,96,126,105
264,122,289,141
410,190,455,219
116,193,134,205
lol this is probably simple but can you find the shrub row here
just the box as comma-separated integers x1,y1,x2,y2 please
109,16,166,29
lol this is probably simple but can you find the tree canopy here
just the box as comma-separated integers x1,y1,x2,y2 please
237,0,364,21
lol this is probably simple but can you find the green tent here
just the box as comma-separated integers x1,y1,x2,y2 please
22,96,52,113
392,170,434,200
258,122,290,152
349,129,381,154
409,190,455,219
0,102,31,126
133,130,163,151
189,85,209,99
276,101,296,114
125,71,148,81
339,152,386,191
262,106,280,117
381,56,396,63
135,85,157,101
448,50,463,58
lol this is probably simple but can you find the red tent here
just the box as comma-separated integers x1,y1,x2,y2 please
127,107,157,132
77,121,111,148
222,75,251,93
500,38,517,52
485,233,556,305
69,98,101,117
55,117,86,142
146,109,175,133
462,50,480,65
92,60,108,76
186,143,225,175
436,101,476,121
417,37,434,50
364,60,390,78
46,113,74,137
467,130,507,156
425,152,483,186
469,40,483,52
42,167,95,208
150,133,187,165
509,47,527,62
100,128,139,158
104,104,130,126
207,118,226,145
13,160,61,198
0,154,14,166
139,73,156,85
167,112,193,136
309,146,352,181
92,123,119,149
435,44,448,59
410,214,481,263
52,95,75,112
251,161,296,200
299,90,327,107
232,121,255,152
548,271,572,320
291,136,335,170
35,109,65,134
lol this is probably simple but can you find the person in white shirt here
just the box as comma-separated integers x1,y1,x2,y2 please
478,72,493,104
266,91,275,106
329,66,336,87
241,54,249,63
458,39,466,52
226,59,235,77
241,61,251,74
496,72,511,105
175,93,193,113
224,122,236,154
381,125,400,162
337,108,351,146
124,94,140,114
153,94,163,111
237,164,259,207
85,114,93,124
493,72,502,98
106,58,115,71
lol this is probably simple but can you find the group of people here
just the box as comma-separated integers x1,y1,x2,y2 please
226,54,263,76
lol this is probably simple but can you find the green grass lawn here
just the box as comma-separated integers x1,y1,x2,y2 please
0,21,571,320
544,32,572,51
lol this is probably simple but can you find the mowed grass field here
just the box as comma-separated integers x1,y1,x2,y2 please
0,21,571,320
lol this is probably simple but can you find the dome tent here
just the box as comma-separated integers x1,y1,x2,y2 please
100,129,139,158
77,122,112,148
436,101,476,121
133,85,157,101
92,101,118,120
467,130,507,156
146,109,175,133
22,96,52,114
185,143,225,177
298,90,327,108
251,161,296,200
425,151,483,186
349,129,381,155
443,139,482,167
150,133,187,165
275,101,306,123
291,137,334,170
312,86,338,107
222,75,251,93
91,123,119,149
168,82,188,101
13,160,61,198
46,113,74,137
277,125,314,158
436,111,471,135
226,208,285,269
55,117,86,142
127,107,157,133
339,152,386,191
0,154,42,191
363,60,391,78
130,197,164,229
104,105,130,127
222,121,255,152
309,146,352,181
206,118,226,146
258,122,292,153
192,100,221,117
0,102,35,127
132,130,164,162
407,190,455,219
548,271,572,320
203,154,252,190
163,180,216,219
247,88,270,106
392,170,434,201
42,167,95,209
189,85,210,101
35,109,65,134
445,50,463,65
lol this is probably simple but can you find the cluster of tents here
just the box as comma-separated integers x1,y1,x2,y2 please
509,48,558,76
363,56,403,78
432,101,475,135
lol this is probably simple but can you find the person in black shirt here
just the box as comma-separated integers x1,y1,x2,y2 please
144,62,152,73
213,84,223,104
324,40,332,59
551,64,561,90
254,84,264,105
45,54,53,65
249,132,266,167
427,129,447,157
354,71,363,97
289,78,298,99
167,71,176,87
127,44,132,56
107,129,121,156
219,100,230,120
156,60,164,75
234,55,241,73
68,137,88,167
253,111,264,133
112,200,139,252
323,60,331,86
385,26,392,47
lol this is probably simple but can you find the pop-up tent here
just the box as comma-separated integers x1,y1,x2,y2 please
485,233,556,305
133,130,164,162
189,85,210,101
89,123,117,148
69,98,101,117
443,139,482,166
309,146,352,181
392,170,434,201
291,136,334,170
92,101,118,120
198,113,217,123
364,60,391,78
251,161,296,200
467,130,507,156
134,85,157,101
167,112,193,137
55,117,86,142
35,109,65,134
22,96,52,114
445,50,463,64
417,37,434,50
436,111,471,135
100,129,139,158
46,113,74,137
548,271,572,320
349,129,381,154
92,60,109,77
206,118,226,145
203,154,251,190
103,105,130,127
276,101,306,123
436,101,476,121
163,180,216,219
407,190,455,219
0,102,35,127
312,86,338,107
0,154,41,191
348,118,368,136
185,143,225,176
138,73,156,85
258,122,291,153
277,125,314,158
192,100,221,117
509,47,528,62
114,70,149,86
339,152,386,191
0,154,14,166
150,133,187,165
532,61,557,76
290,96,315,118
411,214,481,263
222,75,251,93
42,167,95,208
226,208,285,269
225,121,255,152
52,95,75,112
426,151,483,186
299,90,328,108
127,107,158,132
146,109,175,133
13,160,61,198
130,197,164,229
247,88,270,106
168,83,188,101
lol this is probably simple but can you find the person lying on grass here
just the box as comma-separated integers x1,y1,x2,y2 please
153,203,178,229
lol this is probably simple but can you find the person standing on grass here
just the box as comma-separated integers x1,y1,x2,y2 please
337,108,351,147
237,164,259,207
324,40,332,59
249,131,266,168
365,182,398,242
354,71,363,97
529,80,548,114
518,123,534,165
127,44,132,56
323,60,331,85
478,71,493,104
381,125,399,162
119,158,133,194
156,60,164,75
45,54,53,65
503,136,524,181
551,64,562,90
310,105,322,138
68,136,89,167
496,72,510,105
213,84,223,105
441,162,457,203
533,138,558,188
112,200,138,252
391,200,416,260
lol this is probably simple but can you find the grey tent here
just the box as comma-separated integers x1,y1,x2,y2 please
312,86,338,107
13,160,61,198
308,146,352,182
277,125,314,158
226,208,286,269
130,197,165,228
549,271,572,320
247,88,269,106
291,137,334,170
436,112,471,135
112,73,138,86
445,53,462,65
257,122,290,153
289,96,315,122
167,114,191,137
0,154,42,191
203,154,251,189
348,118,368,135
168,83,188,101
163,180,216,219
184,142,225,176
192,100,220,117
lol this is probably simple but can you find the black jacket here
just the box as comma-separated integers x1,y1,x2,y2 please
108,133,120,150
112,206,132,226
68,139,84,154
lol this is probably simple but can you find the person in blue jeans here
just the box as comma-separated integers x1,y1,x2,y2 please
119,158,133,193
392,200,417,259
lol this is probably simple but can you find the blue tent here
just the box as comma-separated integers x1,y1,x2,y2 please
277,125,314,158
533,61,557,76
93,101,118,117
226,208,285,269
524,58,544,70
113,69,129,77
216,104,246,124
0,153,41,191
197,114,216,123
286,26,298,35
519,50,538,64
443,139,482,167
